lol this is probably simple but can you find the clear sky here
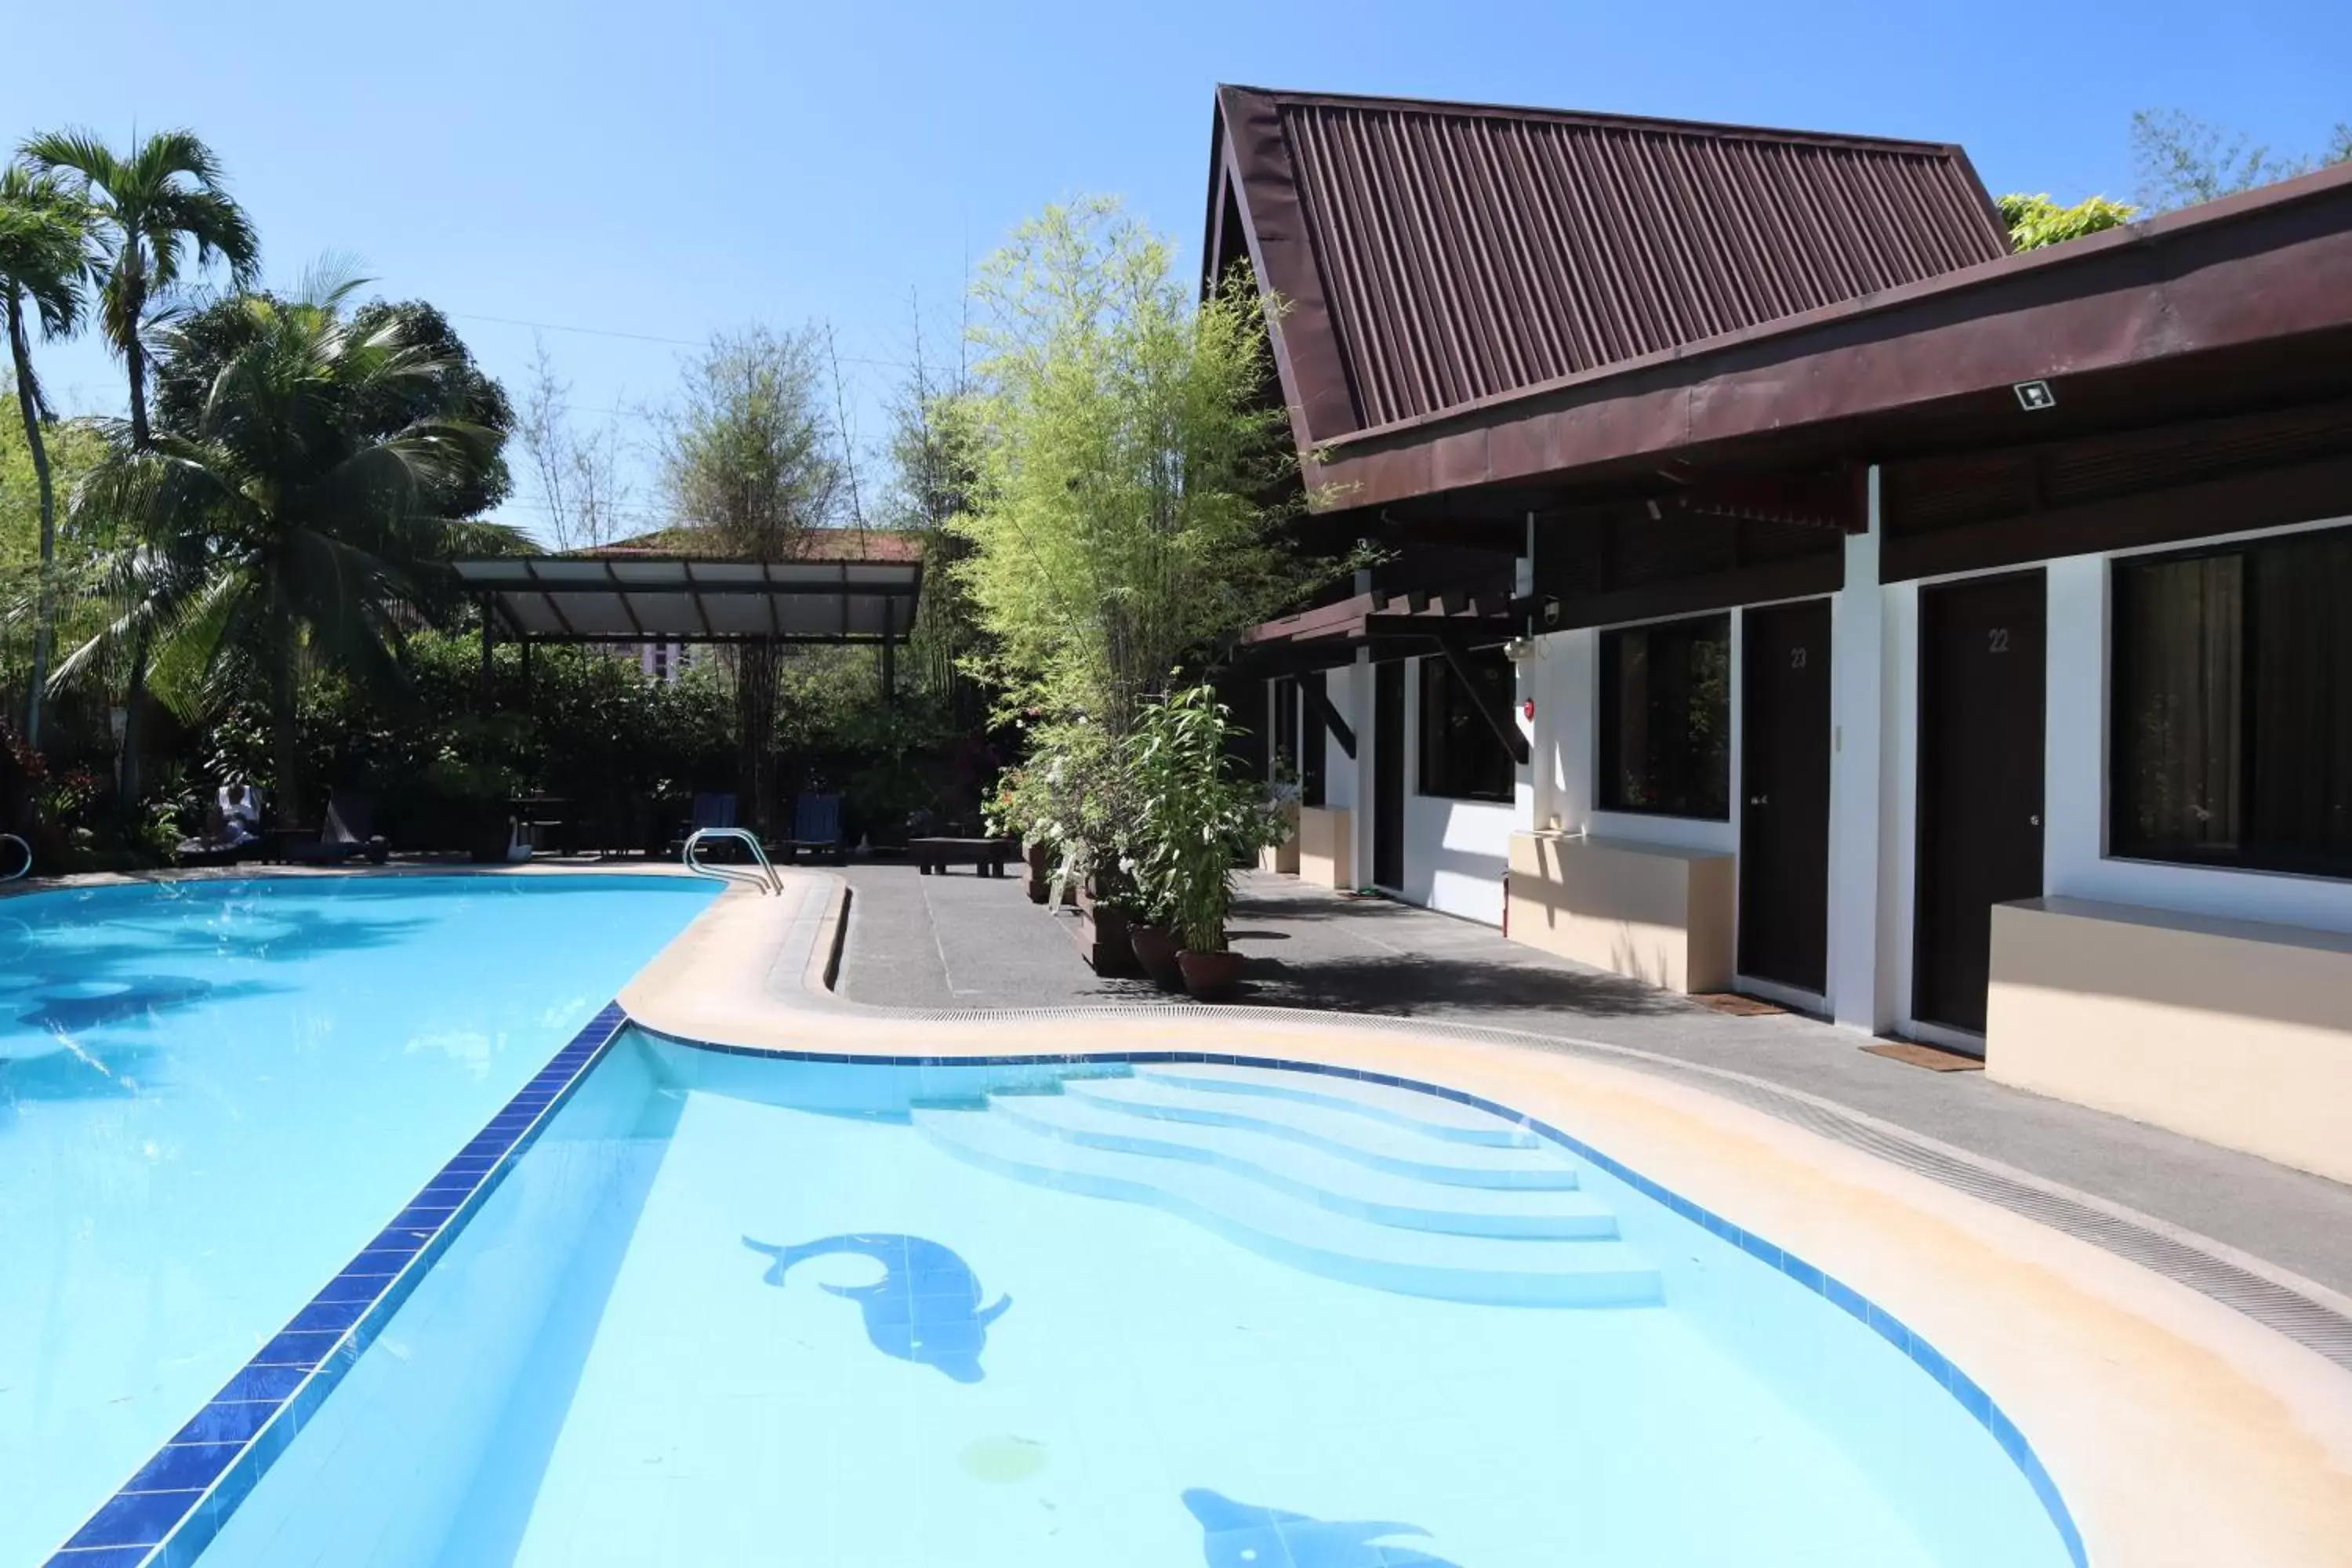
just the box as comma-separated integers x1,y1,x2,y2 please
9,0,2347,542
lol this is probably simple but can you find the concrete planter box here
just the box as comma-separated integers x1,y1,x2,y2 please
1988,897,2352,1184
1298,806,1352,890
1503,830,1733,994
1258,800,1301,875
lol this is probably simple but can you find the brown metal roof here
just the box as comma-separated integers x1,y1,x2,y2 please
1301,158,2352,512
1207,85,2009,446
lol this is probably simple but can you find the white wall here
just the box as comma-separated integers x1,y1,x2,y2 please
1395,656,1525,925
1827,511,1891,1031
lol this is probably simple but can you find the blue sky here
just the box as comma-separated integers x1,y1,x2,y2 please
9,0,2347,541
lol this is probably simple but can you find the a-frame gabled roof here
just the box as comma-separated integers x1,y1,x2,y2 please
1204,84,2011,454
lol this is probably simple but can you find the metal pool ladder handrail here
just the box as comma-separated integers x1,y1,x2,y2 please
681,827,782,895
0,833,27,883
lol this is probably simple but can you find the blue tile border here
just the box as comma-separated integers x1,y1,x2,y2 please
628,1023,2092,1568
44,1003,634,1568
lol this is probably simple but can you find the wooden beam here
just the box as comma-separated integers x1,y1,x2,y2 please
1301,677,1357,760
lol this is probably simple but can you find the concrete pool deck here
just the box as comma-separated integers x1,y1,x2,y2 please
619,869,2352,1568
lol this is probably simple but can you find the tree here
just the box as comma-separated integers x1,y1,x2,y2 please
517,337,631,552
21,129,259,447
0,164,90,746
880,297,982,712
659,326,846,828
1996,192,2136,251
2130,108,2352,212
157,290,514,521
23,127,259,802
950,197,1323,739
55,283,517,818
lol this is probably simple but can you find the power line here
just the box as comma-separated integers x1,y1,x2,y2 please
447,309,920,369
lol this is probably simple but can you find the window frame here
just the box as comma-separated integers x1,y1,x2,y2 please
1595,612,1733,822
2107,523,2352,880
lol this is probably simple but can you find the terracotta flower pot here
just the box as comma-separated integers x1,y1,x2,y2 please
1129,924,1185,991
1177,947,1246,1002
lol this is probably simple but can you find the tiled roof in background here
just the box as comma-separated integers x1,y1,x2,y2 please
1213,86,2012,440
570,526,924,563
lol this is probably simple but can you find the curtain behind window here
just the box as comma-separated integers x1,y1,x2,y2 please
2249,530,2352,870
2114,554,2241,858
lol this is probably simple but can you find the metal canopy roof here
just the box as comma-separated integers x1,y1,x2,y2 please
452,556,922,644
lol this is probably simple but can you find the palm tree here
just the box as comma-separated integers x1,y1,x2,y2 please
23,128,257,799
20,129,256,448
0,165,90,747
57,285,517,818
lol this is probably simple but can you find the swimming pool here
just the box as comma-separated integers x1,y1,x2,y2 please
0,875,716,1566
150,1025,2079,1566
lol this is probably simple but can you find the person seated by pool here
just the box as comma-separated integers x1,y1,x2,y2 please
176,782,263,862
216,782,262,847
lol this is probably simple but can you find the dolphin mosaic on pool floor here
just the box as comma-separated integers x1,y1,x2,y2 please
742,1231,1011,1383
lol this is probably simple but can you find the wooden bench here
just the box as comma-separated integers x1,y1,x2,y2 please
911,837,1019,877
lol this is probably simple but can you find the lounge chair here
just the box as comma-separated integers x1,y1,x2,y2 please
775,791,845,865
667,792,742,858
284,791,390,866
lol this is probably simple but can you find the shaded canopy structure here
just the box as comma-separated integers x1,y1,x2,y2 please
452,556,921,646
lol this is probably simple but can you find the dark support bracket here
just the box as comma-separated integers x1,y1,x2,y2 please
1301,678,1357,760
1436,637,1531,766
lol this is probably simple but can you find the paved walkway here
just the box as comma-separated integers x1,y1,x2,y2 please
840,861,2352,1301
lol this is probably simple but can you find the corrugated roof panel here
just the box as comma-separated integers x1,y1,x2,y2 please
1221,88,2011,437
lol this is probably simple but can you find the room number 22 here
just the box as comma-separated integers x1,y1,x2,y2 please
1987,628,2011,653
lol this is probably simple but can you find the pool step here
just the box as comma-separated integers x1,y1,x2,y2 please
1059,1076,1583,1191
913,1109,1661,1308
989,1093,1613,1240
1131,1063,1539,1148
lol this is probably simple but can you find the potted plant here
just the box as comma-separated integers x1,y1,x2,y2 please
1125,685,1293,1002
987,720,1141,972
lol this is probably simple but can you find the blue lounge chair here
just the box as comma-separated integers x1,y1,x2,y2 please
776,792,844,865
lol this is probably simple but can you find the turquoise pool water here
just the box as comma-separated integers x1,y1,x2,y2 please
0,875,715,1565
187,1032,2080,1567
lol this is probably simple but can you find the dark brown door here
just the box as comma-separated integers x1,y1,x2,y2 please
1740,600,1832,994
1915,572,2046,1036
1374,660,1405,889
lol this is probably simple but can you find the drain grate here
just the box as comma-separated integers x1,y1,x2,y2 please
844,996,2352,1373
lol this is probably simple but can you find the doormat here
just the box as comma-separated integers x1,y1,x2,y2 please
1861,1040,1985,1073
1692,993,1783,1017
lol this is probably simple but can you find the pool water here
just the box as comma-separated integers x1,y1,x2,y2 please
195,1033,2078,1567
0,875,715,1565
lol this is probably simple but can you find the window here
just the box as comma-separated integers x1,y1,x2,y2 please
2111,526,2352,877
1272,677,1300,783
1599,614,1730,818
1300,671,1328,808
1418,652,1516,803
